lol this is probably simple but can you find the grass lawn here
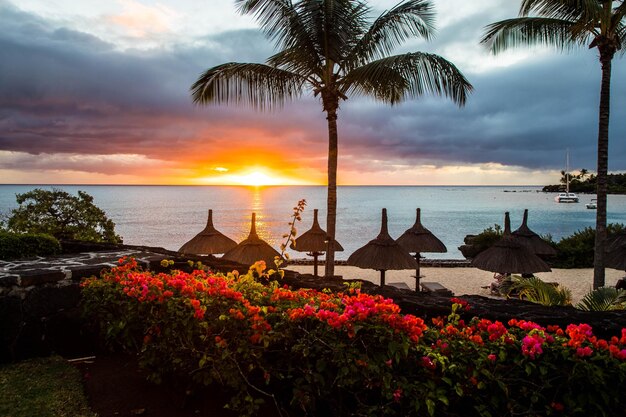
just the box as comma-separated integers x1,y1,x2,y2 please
0,356,95,417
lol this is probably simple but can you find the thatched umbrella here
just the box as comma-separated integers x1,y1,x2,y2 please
290,209,344,277
347,208,418,286
396,208,447,291
222,213,281,267
606,231,626,271
472,212,551,274
179,209,237,255
511,209,557,256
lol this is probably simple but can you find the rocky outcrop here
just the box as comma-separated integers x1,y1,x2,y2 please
458,234,482,259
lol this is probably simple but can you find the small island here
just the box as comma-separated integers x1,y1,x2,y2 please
542,171,626,194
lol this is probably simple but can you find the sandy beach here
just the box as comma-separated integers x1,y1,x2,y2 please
288,265,625,304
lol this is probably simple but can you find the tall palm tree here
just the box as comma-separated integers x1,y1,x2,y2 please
191,0,472,277
481,0,625,289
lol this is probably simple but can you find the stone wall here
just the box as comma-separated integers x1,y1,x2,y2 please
1,242,625,362
0,244,245,363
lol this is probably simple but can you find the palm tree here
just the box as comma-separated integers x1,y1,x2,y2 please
191,0,472,277
481,0,625,289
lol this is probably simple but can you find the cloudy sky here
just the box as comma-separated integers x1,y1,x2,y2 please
1,0,625,185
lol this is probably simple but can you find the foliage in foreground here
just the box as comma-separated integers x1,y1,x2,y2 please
82,258,626,417
5,188,121,243
0,231,60,260
500,276,572,307
0,356,95,417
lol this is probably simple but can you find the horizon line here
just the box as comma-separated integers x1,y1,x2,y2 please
0,183,548,187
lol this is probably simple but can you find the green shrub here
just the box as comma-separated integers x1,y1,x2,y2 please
82,258,626,417
0,231,60,260
551,223,625,268
6,188,121,243
470,224,503,253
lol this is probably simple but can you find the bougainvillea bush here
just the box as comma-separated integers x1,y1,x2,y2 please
82,258,626,417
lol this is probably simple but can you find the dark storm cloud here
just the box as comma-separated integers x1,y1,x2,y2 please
1,0,625,177
337,49,626,171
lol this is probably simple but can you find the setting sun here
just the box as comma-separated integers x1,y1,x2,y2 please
234,171,282,187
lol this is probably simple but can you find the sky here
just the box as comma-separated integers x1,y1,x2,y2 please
0,0,625,186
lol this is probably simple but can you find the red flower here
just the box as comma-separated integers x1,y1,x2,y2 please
393,388,402,403
551,402,565,412
420,356,436,370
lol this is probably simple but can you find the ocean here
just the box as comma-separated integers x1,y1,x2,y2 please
1,185,625,260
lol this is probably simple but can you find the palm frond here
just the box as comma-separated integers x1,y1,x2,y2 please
191,63,306,110
481,17,586,54
576,287,626,311
520,0,602,21
267,48,323,81
296,0,370,66
340,64,409,104
507,276,572,306
342,52,472,106
344,0,436,70
235,0,322,68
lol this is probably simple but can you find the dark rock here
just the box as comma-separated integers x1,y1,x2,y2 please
0,296,22,362
68,265,108,281
464,235,477,245
0,275,18,287
458,244,482,259
19,270,66,287
23,285,81,318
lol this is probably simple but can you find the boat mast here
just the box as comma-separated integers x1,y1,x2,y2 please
566,148,570,194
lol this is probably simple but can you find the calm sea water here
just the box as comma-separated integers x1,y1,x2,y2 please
1,185,625,260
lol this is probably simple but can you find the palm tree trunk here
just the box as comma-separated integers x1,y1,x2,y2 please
324,107,339,278
593,47,614,289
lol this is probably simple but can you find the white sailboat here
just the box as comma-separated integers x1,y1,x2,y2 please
555,150,579,203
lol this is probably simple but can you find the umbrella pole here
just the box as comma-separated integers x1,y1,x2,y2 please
380,270,386,287
414,253,421,292
313,252,319,278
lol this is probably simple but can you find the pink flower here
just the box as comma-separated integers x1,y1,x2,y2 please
576,346,593,357
487,354,496,362
393,388,402,403
420,356,436,370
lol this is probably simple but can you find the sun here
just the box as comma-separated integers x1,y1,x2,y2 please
235,171,281,187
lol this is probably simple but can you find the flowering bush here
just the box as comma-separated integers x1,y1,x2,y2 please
82,258,626,416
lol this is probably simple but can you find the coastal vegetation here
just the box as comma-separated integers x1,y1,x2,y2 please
481,0,626,289
542,171,626,194
468,223,625,269
4,188,121,244
0,231,60,260
191,0,472,278
82,258,626,417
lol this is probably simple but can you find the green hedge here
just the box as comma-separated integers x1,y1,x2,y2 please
0,231,61,260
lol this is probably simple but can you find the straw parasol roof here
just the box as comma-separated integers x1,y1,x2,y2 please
396,208,446,291
511,209,557,256
290,209,344,253
472,212,551,274
397,208,446,253
179,209,237,255
347,208,418,286
290,209,343,277
222,213,281,267
606,231,626,271
607,231,626,252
